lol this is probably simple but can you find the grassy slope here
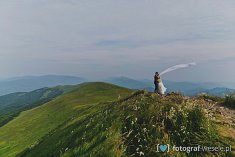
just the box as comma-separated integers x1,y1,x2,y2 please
0,82,132,157
0,86,73,127
17,92,235,157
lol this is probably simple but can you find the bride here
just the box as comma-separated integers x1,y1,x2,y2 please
154,72,167,95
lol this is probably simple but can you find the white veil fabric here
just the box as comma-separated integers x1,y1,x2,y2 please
160,62,196,76
157,62,196,94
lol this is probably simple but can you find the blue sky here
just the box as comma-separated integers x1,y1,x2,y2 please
0,0,235,82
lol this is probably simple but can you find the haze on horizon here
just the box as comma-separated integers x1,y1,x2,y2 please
0,0,235,82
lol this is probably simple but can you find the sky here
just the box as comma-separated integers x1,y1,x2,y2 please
0,0,235,82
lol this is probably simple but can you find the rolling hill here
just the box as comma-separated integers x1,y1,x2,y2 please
0,82,132,157
0,82,234,156
0,86,72,127
0,75,85,96
16,91,235,157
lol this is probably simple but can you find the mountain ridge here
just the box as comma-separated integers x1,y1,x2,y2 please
0,86,72,127
0,75,234,97
0,82,132,157
0,82,234,156
16,90,235,157
0,75,85,96
105,77,235,96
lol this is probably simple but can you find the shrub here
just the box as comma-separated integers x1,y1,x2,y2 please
224,94,235,109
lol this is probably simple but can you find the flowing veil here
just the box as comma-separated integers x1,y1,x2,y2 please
157,62,196,95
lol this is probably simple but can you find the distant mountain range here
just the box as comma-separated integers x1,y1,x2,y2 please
105,76,235,96
0,75,85,96
0,75,234,96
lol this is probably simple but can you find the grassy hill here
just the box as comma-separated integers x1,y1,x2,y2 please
0,82,132,157
0,86,74,127
0,83,234,157
14,94,235,156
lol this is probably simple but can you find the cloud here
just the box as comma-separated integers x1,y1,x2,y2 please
0,0,235,81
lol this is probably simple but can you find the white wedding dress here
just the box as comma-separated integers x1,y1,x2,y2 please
158,81,167,95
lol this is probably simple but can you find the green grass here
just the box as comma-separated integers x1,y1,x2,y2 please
0,82,132,157
0,87,65,127
224,94,235,109
16,91,232,157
